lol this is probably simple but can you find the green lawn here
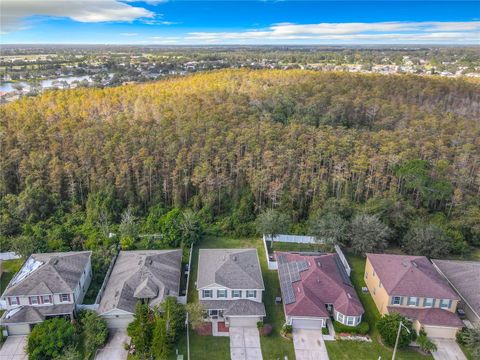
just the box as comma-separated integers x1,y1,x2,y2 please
0,259,24,294
325,254,431,360
267,240,329,255
172,235,295,360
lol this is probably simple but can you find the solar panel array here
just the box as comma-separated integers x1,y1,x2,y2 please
334,254,352,286
277,255,309,305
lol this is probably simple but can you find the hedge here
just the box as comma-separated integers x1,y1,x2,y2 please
333,320,370,335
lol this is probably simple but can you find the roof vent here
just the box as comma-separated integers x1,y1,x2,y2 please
52,258,59,265
411,261,418,268
347,293,352,299
402,260,409,267
317,261,321,267
232,255,237,261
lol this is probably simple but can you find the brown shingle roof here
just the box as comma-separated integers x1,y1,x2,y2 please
366,253,459,300
387,306,463,328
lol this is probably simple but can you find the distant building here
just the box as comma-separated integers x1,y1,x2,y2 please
276,252,363,329
365,253,463,338
0,251,92,335
97,250,182,329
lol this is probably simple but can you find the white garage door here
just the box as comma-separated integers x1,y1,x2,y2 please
8,324,31,335
292,318,324,330
104,315,133,329
229,317,259,327
424,325,458,339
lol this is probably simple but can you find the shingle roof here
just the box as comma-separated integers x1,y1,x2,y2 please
98,250,182,314
196,249,264,290
277,252,364,318
387,306,463,328
431,259,480,319
2,252,91,297
200,299,266,317
366,253,459,300
0,303,74,325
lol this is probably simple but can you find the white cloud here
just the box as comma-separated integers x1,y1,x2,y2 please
120,32,138,36
184,21,480,44
1,0,155,33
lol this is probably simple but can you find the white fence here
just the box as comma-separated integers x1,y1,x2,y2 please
77,303,99,311
334,245,351,276
178,244,193,305
270,234,318,244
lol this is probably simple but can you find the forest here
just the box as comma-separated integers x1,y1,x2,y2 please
1,69,479,260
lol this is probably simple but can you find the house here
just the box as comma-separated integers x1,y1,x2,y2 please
97,250,182,328
196,249,265,328
365,253,463,338
432,259,480,325
276,252,364,330
0,251,92,335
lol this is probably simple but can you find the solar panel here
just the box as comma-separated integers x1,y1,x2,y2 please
278,258,310,305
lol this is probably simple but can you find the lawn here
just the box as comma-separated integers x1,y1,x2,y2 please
325,254,432,360
172,235,295,360
266,240,328,255
0,259,24,294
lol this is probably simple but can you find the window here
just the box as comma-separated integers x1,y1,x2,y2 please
391,296,402,305
217,289,227,298
365,272,368,279
373,288,376,295
246,290,257,298
423,298,435,308
42,295,52,304
440,299,452,309
60,293,70,302
346,317,355,326
30,296,39,305
9,297,19,306
202,289,213,298
372,270,376,277
232,290,242,298
336,312,345,324
378,281,382,288
407,297,418,306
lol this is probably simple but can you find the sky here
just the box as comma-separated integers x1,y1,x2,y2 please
1,1,479,45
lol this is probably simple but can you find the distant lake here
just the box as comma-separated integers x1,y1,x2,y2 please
0,75,93,92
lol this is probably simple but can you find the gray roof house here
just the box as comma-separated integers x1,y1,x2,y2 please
196,249,265,332
432,259,480,325
97,250,182,328
0,251,92,335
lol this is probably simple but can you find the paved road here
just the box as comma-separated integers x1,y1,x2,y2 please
0,336,27,360
95,329,130,360
293,328,329,360
431,338,467,360
229,327,263,360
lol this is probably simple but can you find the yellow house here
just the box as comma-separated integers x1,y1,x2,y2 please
365,253,463,339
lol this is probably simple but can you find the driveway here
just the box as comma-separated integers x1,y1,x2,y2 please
431,338,466,360
229,327,262,360
0,336,27,360
95,329,130,360
293,328,329,360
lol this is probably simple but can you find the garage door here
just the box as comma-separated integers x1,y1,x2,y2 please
292,318,324,330
229,317,259,327
104,315,133,329
424,325,458,339
8,324,31,335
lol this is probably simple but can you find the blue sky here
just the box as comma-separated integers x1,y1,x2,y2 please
1,1,479,44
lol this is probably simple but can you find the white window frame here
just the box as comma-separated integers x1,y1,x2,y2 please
407,296,418,306
42,295,51,304
346,316,355,326
30,296,39,305
232,290,242,298
336,312,345,324
440,299,451,309
202,289,213,298
60,293,70,302
10,297,19,305
216,289,227,298
392,296,402,305
423,298,434,308
246,290,256,298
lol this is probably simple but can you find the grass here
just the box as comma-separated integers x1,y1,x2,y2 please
0,259,24,294
172,235,295,360
325,254,431,360
266,240,329,255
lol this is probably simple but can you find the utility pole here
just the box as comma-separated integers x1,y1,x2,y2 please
186,312,190,360
392,321,411,360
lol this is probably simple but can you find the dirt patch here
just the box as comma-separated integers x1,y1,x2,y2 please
193,322,212,336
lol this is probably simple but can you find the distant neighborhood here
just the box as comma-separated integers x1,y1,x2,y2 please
1,234,478,360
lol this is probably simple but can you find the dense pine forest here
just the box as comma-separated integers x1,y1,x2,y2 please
1,69,479,259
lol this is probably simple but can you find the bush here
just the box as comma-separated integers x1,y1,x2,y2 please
417,332,437,353
377,313,416,348
281,324,293,335
457,327,469,345
333,320,370,335
77,310,109,359
27,317,76,360
260,324,273,336
322,327,329,335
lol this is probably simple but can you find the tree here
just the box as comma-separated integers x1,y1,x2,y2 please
185,302,205,329
152,316,169,360
180,209,202,247
377,313,416,349
119,207,138,240
349,214,391,255
78,310,108,359
256,209,291,242
402,222,452,258
309,212,348,248
417,330,437,353
463,325,480,359
127,302,154,359
27,317,76,360
55,346,82,360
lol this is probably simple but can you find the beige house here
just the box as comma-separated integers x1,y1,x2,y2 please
365,254,463,339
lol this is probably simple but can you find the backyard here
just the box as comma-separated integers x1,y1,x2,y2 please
0,259,23,294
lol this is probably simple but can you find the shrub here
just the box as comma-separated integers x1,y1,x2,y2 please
417,332,437,353
257,321,264,329
457,327,469,345
377,313,416,348
281,324,293,335
260,324,273,336
77,310,109,359
27,317,76,360
333,320,370,335
322,327,329,335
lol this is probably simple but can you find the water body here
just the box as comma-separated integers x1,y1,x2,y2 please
0,75,94,92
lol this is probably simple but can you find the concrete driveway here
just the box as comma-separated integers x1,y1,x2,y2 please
431,338,466,360
0,336,27,360
293,328,329,360
229,327,262,360
95,329,130,360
